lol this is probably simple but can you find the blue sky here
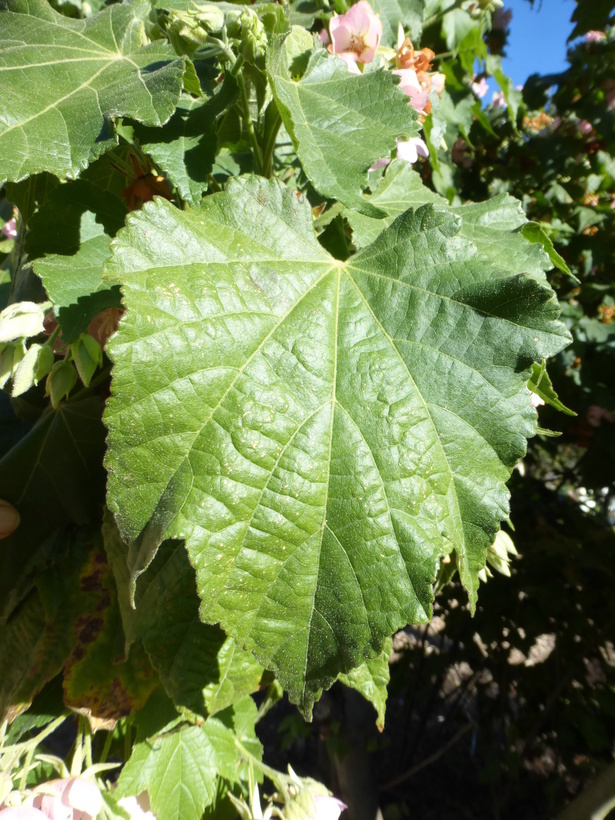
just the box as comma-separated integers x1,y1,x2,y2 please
500,0,576,85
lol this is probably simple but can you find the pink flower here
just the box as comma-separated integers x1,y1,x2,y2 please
335,52,362,74
29,778,102,820
431,72,446,96
117,794,155,819
491,90,507,109
328,1,382,66
584,30,606,43
396,136,429,164
603,79,615,111
318,28,330,46
1,218,17,239
393,68,430,113
451,138,472,167
471,76,489,99
369,157,390,171
587,405,615,427
0,809,48,820
313,796,347,820
529,391,545,409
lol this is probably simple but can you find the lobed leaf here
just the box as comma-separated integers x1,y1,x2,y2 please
0,0,185,182
118,697,262,820
104,175,570,714
267,32,418,216
346,161,557,284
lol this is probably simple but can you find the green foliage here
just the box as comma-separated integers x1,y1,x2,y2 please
337,637,392,730
268,32,418,215
1,0,600,813
103,174,567,713
0,0,185,181
118,697,262,820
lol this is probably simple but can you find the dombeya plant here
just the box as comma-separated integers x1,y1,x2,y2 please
0,0,571,816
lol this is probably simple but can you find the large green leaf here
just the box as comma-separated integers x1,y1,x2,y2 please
0,0,185,182
267,32,418,216
104,176,570,714
118,698,262,820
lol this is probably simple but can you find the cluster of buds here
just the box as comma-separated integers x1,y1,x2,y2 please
166,2,225,54
225,6,268,68
166,1,267,67
0,300,108,407
466,0,504,13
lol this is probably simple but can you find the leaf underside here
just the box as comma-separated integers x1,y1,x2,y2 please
103,175,570,714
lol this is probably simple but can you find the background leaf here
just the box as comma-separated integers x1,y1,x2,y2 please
118,698,262,820
268,33,418,216
0,0,185,182
0,397,107,622
133,77,239,207
371,0,425,47
104,176,569,714
27,178,126,340
0,530,105,718
62,549,159,720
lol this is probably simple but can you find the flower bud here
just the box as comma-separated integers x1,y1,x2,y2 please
46,360,78,408
0,302,46,345
71,334,102,387
11,343,44,397
0,342,25,390
191,2,225,34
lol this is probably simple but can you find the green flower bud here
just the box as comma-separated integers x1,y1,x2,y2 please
71,333,103,387
46,359,78,408
35,344,55,383
0,301,46,344
225,7,268,67
191,2,225,34
0,341,26,390
168,15,210,54
12,342,43,397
